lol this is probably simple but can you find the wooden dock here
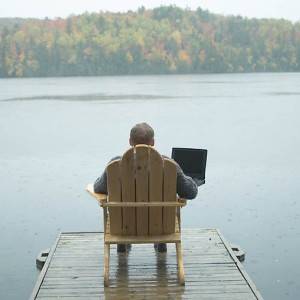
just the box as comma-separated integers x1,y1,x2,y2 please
30,229,263,300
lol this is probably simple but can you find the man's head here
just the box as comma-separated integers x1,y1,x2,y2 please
129,122,155,146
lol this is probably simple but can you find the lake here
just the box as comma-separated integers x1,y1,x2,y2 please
0,73,299,299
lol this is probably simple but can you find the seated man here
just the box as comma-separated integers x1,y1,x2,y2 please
94,122,198,252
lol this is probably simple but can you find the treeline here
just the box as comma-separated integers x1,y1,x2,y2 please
1,6,300,77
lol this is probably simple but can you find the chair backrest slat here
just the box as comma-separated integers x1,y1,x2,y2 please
106,160,122,234
107,145,177,236
163,159,177,234
136,146,149,235
149,147,163,235
120,148,136,235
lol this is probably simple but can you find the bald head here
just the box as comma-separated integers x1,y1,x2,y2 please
129,123,155,146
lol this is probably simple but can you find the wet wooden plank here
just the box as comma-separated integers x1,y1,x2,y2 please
31,229,263,300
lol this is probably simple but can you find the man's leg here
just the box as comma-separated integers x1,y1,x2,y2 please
117,244,131,252
117,244,126,252
154,243,167,252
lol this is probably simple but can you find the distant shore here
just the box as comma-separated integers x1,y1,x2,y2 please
1,6,299,78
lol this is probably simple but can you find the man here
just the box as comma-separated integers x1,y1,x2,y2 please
94,123,198,252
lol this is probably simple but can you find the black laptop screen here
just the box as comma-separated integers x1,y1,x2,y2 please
171,148,207,180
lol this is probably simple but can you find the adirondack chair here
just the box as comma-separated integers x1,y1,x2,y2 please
86,145,187,286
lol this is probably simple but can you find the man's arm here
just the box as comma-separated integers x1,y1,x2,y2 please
93,156,121,194
94,170,108,194
175,163,198,200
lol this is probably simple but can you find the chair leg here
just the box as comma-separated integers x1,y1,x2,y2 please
176,242,185,286
104,243,110,287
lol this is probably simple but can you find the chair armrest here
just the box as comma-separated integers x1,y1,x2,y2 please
86,183,107,205
101,201,186,208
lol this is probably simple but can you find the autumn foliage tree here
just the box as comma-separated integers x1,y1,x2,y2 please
0,6,299,77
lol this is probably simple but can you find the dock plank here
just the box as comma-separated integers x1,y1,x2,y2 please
31,229,263,300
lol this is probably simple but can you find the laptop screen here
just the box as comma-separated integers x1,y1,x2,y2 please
171,148,207,180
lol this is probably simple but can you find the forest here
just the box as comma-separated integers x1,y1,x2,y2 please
0,6,300,77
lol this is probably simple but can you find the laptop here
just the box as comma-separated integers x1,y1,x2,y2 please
171,148,207,186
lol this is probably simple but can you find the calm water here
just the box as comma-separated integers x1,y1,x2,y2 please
0,73,299,299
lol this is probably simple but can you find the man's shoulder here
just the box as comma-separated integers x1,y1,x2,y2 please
109,155,122,162
106,156,122,166
162,155,182,172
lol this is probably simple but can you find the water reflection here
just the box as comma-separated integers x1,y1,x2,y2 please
155,249,184,299
155,251,169,287
115,251,129,286
104,246,183,299
104,250,129,300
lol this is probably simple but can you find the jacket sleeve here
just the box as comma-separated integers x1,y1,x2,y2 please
93,156,121,194
175,162,198,199
94,170,108,194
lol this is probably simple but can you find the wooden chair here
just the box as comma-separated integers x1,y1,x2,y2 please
86,145,187,287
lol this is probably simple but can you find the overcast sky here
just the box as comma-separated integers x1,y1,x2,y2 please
1,0,299,22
